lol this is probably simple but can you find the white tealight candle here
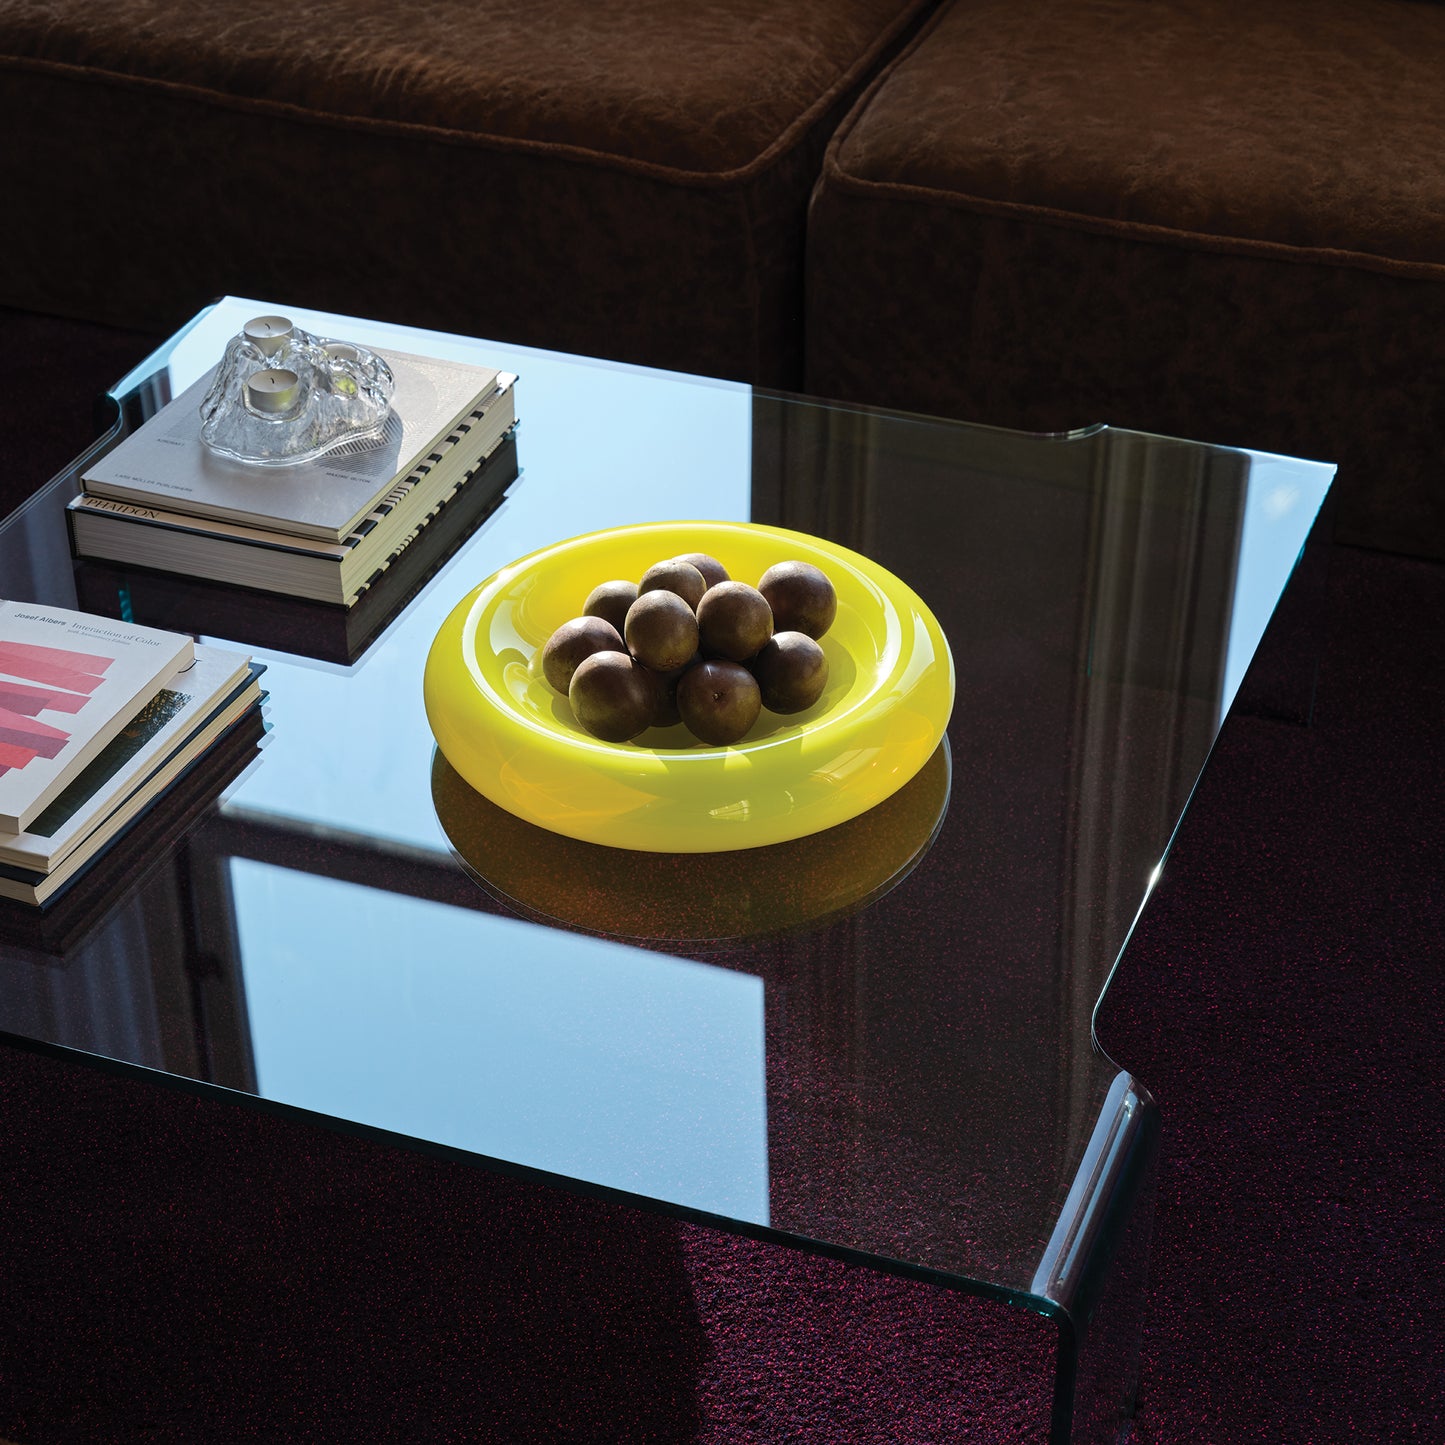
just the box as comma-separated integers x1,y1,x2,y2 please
245,367,302,414
323,341,360,363
243,315,295,357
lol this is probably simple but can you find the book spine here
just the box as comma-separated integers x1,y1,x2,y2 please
345,439,505,604
72,497,349,559
339,406,486,551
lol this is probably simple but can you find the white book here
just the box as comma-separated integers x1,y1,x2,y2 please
0,601,195,833
0,644,256,873
81,348,505,542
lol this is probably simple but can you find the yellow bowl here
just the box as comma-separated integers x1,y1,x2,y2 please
423,520,954,852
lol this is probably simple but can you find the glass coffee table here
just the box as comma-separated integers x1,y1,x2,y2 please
0,298,1334,1443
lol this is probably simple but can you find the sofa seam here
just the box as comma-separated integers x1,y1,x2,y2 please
0,5,931,192
817,0,957,184
816,167,1445,284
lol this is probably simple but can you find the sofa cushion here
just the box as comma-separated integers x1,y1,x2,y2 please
805,0,1445,557
0,0,932,387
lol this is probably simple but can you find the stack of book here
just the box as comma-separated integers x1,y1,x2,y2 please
74,432,520,668
0,600,265,906
68,346,518,607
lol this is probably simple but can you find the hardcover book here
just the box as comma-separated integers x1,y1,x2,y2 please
74,433,521,666
80,349,509,542
69,384,518,605
0,601,195,833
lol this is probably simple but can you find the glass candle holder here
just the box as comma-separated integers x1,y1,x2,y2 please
199,315,395,466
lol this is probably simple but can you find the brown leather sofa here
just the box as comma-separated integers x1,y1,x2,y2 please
2,0,1441,556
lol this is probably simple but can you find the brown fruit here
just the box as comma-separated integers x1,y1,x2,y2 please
672,552,729,589
568,652,659,742
653,654,700,728
639,559,707,611
677,660,761,745
759,560,837,639
541,616,625,694
696,580,773,661
625,589,700,671
583,579,639,637
751,631,828,714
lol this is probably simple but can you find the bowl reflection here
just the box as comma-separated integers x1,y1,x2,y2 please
432,739,951,943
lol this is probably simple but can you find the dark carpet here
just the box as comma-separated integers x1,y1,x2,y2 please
1095,543,1445,1444
1,308,1441,1442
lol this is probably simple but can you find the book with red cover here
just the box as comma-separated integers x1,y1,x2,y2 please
0,601,194,832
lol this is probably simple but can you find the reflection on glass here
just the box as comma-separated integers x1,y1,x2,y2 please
1220,457,1319,722
230,859,770,1223
432,741,951,941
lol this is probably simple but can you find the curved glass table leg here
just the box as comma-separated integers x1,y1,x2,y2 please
1032,1073,1160,1443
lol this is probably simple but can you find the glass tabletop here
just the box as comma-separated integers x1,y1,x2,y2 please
0,296,1333,1314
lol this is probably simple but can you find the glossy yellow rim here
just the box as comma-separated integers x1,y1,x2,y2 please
423,520,954,852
